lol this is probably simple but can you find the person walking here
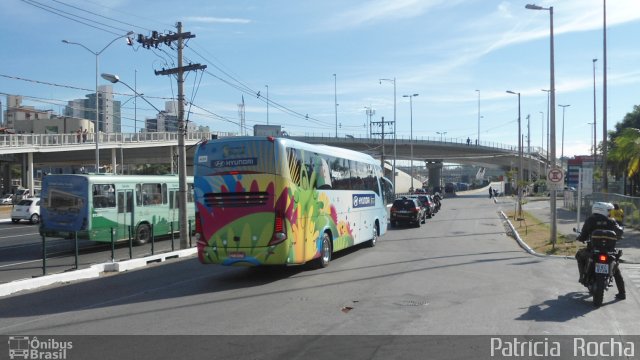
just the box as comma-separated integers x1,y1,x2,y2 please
489,186,493,199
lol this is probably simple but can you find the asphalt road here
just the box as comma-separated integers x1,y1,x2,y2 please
1,192,639,337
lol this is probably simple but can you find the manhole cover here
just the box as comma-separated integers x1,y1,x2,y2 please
393,296,428,307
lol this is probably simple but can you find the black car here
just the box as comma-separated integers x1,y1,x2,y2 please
390,197,426,228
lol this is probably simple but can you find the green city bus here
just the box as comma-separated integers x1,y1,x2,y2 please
41,174,194,244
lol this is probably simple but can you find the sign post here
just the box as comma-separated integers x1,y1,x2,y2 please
546,167,564,248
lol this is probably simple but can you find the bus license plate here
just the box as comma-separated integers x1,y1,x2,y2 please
229,252,245,259
595,263,609,274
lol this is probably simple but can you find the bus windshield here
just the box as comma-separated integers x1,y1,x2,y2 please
195,139,277,176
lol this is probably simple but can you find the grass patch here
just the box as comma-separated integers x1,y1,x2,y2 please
505,210,584,256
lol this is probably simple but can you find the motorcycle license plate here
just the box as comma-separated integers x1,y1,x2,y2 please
595,263,609,274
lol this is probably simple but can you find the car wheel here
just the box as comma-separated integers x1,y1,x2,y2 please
30,213,40,224
11,219,19,224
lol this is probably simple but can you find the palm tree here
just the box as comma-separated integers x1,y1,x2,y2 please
609,127,640,195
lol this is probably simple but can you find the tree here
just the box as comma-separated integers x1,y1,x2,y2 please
609,127,640,195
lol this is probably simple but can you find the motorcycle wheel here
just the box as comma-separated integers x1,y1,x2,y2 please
593,276,605,307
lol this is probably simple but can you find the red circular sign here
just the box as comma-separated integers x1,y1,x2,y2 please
548,168,564,183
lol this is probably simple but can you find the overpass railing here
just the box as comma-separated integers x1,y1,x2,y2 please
0,131,226,152
295,132,543,153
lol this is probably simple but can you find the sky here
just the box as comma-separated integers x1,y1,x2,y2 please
1,0,640,158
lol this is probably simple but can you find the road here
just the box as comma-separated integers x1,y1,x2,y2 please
0,205,187,283
0,192,639,338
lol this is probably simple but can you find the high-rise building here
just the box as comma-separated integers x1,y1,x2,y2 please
144,101,196,133
64,85,121,133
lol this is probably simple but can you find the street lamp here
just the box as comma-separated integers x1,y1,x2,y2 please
62,31,133,173
506,90,523,219
436,131,447,141
475,89,481,145
380,78,397,194
403,93,419,191
527,3,558,246
101,73,162,113
559,104,570,163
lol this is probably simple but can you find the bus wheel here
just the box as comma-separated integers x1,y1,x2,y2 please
315,232,331,268
367,224,378,247
135,224,151,245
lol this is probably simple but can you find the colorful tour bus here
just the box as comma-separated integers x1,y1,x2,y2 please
41,174,194,244
194,136,393,268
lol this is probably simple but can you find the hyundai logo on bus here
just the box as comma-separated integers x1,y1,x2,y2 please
212,157,258,168
353,194,376,208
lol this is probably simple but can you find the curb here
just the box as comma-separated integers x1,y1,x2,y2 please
499,211,573,260
0,248,197,298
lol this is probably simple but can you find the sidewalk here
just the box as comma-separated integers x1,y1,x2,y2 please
497,195,640,264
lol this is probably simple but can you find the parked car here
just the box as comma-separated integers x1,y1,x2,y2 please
408,195,436,218
390,197,426,228
11,197,40,224
0,194,14,205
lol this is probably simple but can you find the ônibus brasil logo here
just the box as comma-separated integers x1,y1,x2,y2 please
8,336,73,360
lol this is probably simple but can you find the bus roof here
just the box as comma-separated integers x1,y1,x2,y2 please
202,136,380,166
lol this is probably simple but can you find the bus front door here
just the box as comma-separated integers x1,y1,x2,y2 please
117,190,134,241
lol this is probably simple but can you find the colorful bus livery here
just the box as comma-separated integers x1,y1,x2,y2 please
194,136,393,268
41,174,194,244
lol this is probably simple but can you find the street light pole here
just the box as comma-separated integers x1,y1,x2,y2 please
403,93,419,192
603,0,609,193
559,104,570,163
507,90,523,219
380,78,397,194
527,3,557,246
265,85,269,125
333,74,338,138
62,31,133,173
476,89,481,145
592,58,598,171
437,131,447,141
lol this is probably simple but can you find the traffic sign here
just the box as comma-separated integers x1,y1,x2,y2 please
547,167,564,190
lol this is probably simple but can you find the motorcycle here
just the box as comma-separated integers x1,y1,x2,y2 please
574,228,623,307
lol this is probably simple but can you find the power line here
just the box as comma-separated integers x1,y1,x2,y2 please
21,0,126,36
51,0,153,33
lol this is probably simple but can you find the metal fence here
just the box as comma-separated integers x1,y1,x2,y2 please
564,191,640,228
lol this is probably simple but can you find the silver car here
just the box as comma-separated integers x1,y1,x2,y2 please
0,194,13,205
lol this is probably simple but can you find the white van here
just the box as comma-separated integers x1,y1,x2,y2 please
14,188,40,202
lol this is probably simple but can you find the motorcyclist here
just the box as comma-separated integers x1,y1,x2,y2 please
575,202,625,300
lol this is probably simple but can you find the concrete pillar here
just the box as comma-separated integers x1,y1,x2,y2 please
426,160,443,192
111,148,117,174
27,152,34,192
1,163,11,194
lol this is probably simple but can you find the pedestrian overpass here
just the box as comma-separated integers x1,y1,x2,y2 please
0,131,548,194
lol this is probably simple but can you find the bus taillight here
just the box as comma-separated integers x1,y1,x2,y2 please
269,211,287,246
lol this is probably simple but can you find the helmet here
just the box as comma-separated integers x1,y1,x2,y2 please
592,202,614,217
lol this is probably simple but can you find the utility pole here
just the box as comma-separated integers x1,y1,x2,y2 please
372,116,394,178
137,22,206,249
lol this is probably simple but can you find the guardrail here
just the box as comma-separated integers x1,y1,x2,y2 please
0,131,226,151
